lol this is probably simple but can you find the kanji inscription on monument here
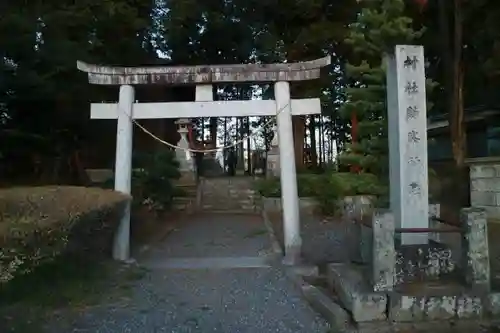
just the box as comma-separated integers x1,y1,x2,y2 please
406,106,419,120
407,130,420,143
408,182,422,196
404,81,419,95
403,55,419,70
386,45,429,244
407,156,421,166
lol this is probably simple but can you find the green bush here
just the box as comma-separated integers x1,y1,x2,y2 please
132,149,180,212
255,172,383,197
255,171,384,215
254,174,322,198
0,186,130,284
330,172,385,196
315,172,385,215
102,148,181,213
254,177,281,197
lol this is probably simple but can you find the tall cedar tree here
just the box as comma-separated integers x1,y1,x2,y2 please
339,0,435,185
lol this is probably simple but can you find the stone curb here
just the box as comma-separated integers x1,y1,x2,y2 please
302,284,354,333
285,270,355,333
261,209,284,257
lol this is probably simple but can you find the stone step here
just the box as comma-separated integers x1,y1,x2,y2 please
172,197,196,211
326,263,387,323
201,201,256,206
203,186,255,191
175,186,199,197
202,199,255,205
200,209,259,214
201,203,256,208
198,176,259,213
173,197,194,202
204,190,255,194
201,179,256,188
202,194,255,200
202,192,254,197
201,205,257,211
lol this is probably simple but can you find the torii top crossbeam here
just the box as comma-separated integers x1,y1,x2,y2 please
76,57,331,85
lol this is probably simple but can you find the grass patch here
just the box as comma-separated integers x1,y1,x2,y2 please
0,254,148,332
0,255,147,308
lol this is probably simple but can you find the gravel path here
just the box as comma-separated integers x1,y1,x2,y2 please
268,212,349,265
37,214,329,333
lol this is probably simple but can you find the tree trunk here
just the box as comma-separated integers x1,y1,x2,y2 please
450,0,466,168
209,117,217,146
293,116,305,169
329,128,334,162
238,117,244,169
440,0,468,214
223,117,228,170
246,117,251,174
201,118,205,143
309,116,318,168
318,117,323,166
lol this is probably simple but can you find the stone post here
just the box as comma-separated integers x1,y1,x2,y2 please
386,45,429,245
429,203,441,242
344,196,359,263
275,81,301,265
113,84,134,261
345,196,375,264
372,209,396,292
461,207,491,292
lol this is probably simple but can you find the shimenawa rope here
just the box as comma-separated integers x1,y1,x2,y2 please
126,101,289,153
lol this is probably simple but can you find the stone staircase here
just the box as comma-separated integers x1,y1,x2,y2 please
199,177,259,213
199,157,225,177
172,183,199,213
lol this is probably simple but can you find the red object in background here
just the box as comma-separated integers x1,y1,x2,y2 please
351,111,358,146
414,0,428,12
350,111,362,173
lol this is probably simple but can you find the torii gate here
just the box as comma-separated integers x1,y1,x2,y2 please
77,57,331,264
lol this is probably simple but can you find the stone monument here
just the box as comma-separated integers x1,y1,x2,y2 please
386,45,429,245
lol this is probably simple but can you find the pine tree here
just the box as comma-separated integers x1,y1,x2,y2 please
338,0,433,186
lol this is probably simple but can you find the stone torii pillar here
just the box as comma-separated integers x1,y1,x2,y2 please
77,56,331,263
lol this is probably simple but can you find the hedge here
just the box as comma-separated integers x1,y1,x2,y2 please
0,186,130,284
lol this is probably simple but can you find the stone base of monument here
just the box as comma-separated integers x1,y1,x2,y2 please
300,204,500,332
393,239,461,286
319,264,500,332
